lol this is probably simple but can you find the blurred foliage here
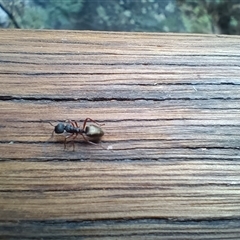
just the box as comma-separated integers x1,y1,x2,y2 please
0,0,25,28
33,0,84,29
0,0,84,29
178,0,213,33
177,0,240,34
0,0,240,34
77,0,183,32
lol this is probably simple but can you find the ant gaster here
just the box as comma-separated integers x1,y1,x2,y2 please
49,118,104,150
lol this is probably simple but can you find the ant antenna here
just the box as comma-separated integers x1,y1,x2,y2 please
47,121,55,138
48,122,54,127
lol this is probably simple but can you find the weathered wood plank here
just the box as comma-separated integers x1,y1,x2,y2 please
1,99,240,160
1,30,240,239
1,161,240,221
1,219,240,240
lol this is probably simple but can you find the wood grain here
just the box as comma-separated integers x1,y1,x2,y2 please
1,29,240,239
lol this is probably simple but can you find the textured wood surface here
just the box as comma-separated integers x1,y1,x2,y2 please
1,29,240,239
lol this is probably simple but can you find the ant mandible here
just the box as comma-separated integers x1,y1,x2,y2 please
49,118,104,150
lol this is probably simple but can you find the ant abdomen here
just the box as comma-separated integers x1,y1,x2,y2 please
85,125,104,140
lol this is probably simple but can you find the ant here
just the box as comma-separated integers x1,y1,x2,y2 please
49,118,104,150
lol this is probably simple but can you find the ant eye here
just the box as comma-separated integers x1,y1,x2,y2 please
55,123,65,134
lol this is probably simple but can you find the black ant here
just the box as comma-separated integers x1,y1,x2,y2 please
49,118,104,150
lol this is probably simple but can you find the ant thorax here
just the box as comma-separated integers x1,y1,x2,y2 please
64,124,75,133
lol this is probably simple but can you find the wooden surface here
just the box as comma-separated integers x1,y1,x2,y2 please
1,29,240,239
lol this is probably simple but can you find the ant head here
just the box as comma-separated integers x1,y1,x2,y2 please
54,123,65,134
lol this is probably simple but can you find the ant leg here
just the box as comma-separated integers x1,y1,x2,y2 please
80,133,98,146
82,118,104,130
47,122,55,139
80,133,106,150
70,133,79,151
46,122,56,141
65,119,74,125
64,120,80,151
48,122,54,127
51,130,55,139
69,121,79,151
66,119,80,129
64,133,74,149
72,120,79,128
